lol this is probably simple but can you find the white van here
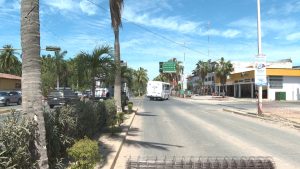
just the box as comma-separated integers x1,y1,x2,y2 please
146,81,170,100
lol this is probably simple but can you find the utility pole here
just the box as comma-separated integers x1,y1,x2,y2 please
257,0,263,115
207,22,210,58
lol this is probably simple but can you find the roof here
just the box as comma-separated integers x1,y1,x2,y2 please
0,73,21,80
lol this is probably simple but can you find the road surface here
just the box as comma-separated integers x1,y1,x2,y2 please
116,97,300,169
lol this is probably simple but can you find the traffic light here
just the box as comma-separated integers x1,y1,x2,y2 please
159,62,163,73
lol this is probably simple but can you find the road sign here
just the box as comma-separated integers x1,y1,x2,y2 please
162,62,176,73
255,54,267,86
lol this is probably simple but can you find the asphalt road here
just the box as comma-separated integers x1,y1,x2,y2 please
116,97,300,169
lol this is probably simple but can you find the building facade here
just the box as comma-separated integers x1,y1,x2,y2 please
0,73,21,91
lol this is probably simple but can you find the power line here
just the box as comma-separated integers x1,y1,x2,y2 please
86,0,209,57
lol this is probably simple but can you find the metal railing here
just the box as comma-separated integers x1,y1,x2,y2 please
126,156,276,169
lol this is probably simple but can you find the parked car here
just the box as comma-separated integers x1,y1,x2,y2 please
0,91,22,106
47,89,79,108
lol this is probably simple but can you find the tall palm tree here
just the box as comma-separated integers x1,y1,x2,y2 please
54,50,67,89
21,0,49,168
215,57,234,97
81,46,113,99
109,0,124,111
133,67,148,96
194,60,209,94
0,44,21,76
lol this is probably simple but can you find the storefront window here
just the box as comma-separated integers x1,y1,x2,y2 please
269,76,283,89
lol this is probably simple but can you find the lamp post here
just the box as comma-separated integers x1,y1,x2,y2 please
257,0,263,115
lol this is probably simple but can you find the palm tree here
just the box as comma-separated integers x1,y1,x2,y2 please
153,73,169,82
0,44,21,76
194,60,209,94
21,0,49,168
109,0,124,111
81,46,113,99
215,57,234,97
54,50,67,89
133,67,148,96
41,54,56,96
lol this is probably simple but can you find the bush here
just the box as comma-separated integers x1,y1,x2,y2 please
74,101,99,138
104,99,117,127
67,137,100,169
128,102,133,113
44,106,77,168
0,111,38,169
116,112,125,126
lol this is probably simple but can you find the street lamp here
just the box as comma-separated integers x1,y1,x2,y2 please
257,0,264,115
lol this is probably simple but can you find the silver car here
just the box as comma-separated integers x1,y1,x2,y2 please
0,91,22,106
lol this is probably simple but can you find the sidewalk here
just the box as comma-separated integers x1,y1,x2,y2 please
96,100,142,169
177,95,300,129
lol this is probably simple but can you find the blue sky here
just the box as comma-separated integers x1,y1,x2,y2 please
1,0,300,80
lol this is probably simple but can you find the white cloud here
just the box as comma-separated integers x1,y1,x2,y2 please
286,32,300,41
79,0,97,15
45,0,76,11
124,7,201,34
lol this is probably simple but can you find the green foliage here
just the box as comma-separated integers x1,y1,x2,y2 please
0,111,38,169
116,112,125,126
44,100,119,168
128,102,133,113
0,44,22,76
104,99,117,127
44,106,77,168
67,137,100,169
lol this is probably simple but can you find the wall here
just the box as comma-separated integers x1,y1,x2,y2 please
0,78,21,90
268,76,300,101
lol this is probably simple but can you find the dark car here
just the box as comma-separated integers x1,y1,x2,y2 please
47,89,79,108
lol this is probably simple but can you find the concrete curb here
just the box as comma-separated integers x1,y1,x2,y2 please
223,108,266,120
109,111,136,169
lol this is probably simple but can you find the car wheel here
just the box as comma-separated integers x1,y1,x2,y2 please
17,99,22,105
5,100,9,106
50,105,54,109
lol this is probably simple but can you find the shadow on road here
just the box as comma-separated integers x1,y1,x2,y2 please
124,139,183,151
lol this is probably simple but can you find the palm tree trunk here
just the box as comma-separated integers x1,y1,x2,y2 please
21,0,49,168
113,28,122,111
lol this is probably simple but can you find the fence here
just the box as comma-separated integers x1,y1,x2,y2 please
126,156,276,169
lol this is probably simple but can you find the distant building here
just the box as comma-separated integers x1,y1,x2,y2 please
188,59,300,101
0,73,21,91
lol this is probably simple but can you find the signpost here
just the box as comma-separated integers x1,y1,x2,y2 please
162,62,176,73
255,54,267,86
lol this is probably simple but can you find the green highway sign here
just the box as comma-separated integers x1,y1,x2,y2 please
162,62,176,73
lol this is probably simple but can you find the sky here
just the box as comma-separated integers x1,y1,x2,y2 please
1,0,300,80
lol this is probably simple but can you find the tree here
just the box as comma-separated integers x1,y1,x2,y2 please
81,46,113,99
194,60,209,94
0,44,21,76
133,67,148,96
109,0,124,111
153,73,169,82
41,54,56,96
54,50,67,89
215,57,234,97
21,0,49,168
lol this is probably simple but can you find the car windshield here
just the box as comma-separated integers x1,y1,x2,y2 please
0,92,7,96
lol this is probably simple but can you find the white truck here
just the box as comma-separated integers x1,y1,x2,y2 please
146,81,170,100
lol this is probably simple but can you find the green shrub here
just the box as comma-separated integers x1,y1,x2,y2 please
116,112,125,126
104,99,117,127
0,111,38,169
128,103,133,113
74,101,99,138
44,106,77,168
67,137,100,169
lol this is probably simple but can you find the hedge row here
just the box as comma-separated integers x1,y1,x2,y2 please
0,99,118,169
